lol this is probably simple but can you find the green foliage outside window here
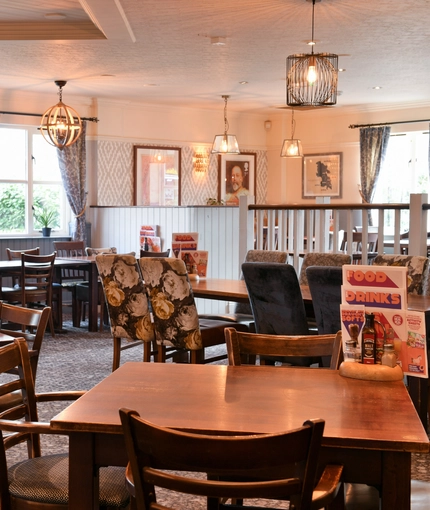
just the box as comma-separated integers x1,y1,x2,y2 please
0,184,60,233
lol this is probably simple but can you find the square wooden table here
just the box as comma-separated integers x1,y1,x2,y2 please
51,362,429,510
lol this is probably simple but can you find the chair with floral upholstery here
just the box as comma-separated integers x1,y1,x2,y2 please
299,252,352,286
372,254,429,295
75,247,118,330
95,254,155,371
138,257,248,363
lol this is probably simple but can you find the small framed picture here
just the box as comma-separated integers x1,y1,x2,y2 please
302,152,342,198
218,152,256,205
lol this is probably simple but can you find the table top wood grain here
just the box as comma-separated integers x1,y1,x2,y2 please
51,362,429,453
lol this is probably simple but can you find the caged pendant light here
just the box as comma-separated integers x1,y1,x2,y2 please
280,110,303,158
286,0,338,107
40,80,83,150
211,95,240,154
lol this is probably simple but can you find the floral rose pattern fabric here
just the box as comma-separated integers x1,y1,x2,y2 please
138,258,203,350
373,255,429,295
95,254,154,343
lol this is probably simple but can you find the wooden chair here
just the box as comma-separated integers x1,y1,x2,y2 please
139,248,170,258
339,231,378,264
138,257,248,364
52,240,88,327
119,408,344,510
95,253,156,370
1,252,56,337
225,328,343,370
0,303,51,412
0,302,50,380
0,338,130,510
5,247,40,288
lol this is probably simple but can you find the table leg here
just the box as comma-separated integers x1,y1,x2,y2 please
69,432,99,509
381,451,411,510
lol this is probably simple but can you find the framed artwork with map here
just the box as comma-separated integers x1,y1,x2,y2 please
302,152,342,198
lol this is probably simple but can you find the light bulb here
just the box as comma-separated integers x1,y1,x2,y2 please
221,136,228,152
287,144,298,156
307,65,317,84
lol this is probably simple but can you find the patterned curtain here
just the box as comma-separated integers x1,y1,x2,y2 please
360,126,391,224
360,126,391,203
56,121,87,242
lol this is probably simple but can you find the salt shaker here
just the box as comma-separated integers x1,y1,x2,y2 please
381,344,397,368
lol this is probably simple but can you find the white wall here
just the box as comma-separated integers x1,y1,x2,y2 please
265,103,430,204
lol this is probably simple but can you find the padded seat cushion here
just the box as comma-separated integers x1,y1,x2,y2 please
8,453,129,507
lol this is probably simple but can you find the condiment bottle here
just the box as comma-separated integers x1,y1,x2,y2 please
362,313,376,364
381,344,397,368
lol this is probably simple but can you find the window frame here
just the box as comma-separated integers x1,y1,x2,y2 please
0,123,71,238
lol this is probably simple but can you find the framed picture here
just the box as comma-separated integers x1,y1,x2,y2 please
134,146,181,206
302,152,342,198
218,152,256,205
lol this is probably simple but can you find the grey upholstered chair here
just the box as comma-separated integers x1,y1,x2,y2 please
198,249,288,329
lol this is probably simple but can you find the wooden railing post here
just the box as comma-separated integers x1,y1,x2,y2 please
409,193,428,256
239,195,255,273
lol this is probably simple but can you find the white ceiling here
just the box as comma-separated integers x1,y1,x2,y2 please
0,0,429,114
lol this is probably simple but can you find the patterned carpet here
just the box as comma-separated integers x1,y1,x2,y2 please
3,316,430,508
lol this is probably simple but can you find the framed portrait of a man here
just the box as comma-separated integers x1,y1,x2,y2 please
218,153,256,206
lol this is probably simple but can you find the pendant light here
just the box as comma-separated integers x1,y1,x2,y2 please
40,80,83,149
286,0,338,107
280,110,303,158
211,95,240,154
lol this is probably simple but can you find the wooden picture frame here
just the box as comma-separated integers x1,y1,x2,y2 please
302,152,342,198
218,152,256,205
133,146,181,206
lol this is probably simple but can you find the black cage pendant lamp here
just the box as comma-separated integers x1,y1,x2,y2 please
211,95,240,154
286,0,338,107
40,80,83,150
280,110,303,158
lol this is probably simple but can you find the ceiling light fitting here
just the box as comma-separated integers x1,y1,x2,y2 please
286,0,338,107
40,81,82,150
211,95,240,154
280,110,303,158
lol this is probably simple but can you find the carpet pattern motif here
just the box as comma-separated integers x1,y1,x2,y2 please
2,317,430,509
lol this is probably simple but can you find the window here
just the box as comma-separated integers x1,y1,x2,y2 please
372,130,429,232
0,124,70,236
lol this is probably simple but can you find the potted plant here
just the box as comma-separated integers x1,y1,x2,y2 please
32,204,56,237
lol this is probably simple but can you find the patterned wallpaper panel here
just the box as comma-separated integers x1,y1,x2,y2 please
96,140,267,206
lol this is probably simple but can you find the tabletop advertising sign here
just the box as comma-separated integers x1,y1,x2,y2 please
172,233,207,278
140,225,162,252
340,265,428,378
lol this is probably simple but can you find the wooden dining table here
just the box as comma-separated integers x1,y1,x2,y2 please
0,256,100,333
51,362,429,510
191,277,430,430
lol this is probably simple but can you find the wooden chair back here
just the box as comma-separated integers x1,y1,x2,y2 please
53,241,87,281
119,408,343,510
139,249,170,258
0,303,50,381
5,247,40,287
225,328,343,370
6,247,40,260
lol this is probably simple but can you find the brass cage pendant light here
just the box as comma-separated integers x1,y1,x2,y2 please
40,81,83,150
